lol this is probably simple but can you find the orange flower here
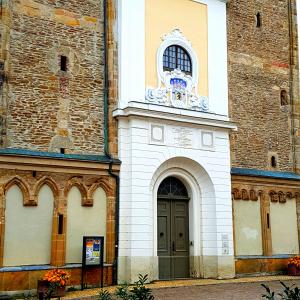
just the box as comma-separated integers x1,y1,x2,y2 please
43,269,70,287
288,256,300,268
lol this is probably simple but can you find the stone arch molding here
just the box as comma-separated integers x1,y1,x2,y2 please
4,176,33,206
33,176,59,206
88,178,112,200
64,177,88,206
150,157,216,267
146,28,209,112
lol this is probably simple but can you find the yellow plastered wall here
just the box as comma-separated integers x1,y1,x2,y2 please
233,200,263,256
4,185,53,266
270,200,299,255
66,187,107,263
145,0,208,96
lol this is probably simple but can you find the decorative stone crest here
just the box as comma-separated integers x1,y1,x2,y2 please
146,69,208,111
146,29,209,112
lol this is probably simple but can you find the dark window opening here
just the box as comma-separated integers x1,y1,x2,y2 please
280,89,288,106
60,55,68,72
58,214,64,235
256,12,261,27
60,148,65,154
32,171,37,178
271,156,277,168
158,176,189,199
163,45,192,76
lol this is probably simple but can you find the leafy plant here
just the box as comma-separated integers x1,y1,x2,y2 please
261,282,300,300
278,282,300,300
98,274,154,300
261,283,275,300
131,274,154,300
115,283,131,300
99,289,113,300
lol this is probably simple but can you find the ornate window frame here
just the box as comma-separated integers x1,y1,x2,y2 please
157,29,199,89
146,28,208,112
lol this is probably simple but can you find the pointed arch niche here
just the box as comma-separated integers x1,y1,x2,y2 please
66,186,107,263
3,184,54,266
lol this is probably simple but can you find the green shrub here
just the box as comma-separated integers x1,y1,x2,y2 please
261,281,300,300
99,289,113,300
98,274,154,300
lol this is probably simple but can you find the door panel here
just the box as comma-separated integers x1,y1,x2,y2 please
158,199,189,279
157,200,171,279
172,201,189,278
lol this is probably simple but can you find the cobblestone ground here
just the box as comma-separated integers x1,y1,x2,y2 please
152,280,300,300
62,276,300,299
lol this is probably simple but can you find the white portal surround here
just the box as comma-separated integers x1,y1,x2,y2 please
116,0,235,283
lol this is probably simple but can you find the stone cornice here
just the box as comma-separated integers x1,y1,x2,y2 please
113,102,237,131
0,153,120,175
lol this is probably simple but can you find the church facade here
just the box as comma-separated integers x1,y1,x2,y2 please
116,0,236,282
0,0,300,293
116,0,300,282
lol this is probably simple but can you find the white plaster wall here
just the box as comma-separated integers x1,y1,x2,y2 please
118,117,234,280
195,0,228,115
118,0,228,116
233,200,263,256
270,200,299,255
66,187,107,263
118,0,145,108
4,185,53,266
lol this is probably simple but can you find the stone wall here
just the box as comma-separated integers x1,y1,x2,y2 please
0,0,107,155
227,0,299,172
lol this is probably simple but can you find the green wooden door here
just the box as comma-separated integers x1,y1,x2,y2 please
157,177,190,280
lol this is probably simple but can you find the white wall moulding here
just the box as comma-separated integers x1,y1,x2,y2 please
113,103,237,131
149,123,215,151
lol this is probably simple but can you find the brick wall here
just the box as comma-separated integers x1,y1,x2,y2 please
227,0,298,171
0,0,106,155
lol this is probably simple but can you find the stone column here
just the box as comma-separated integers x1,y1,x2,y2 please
260,191,272,256
50,190,66,266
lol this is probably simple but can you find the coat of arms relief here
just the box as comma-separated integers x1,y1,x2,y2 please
145,29,209,112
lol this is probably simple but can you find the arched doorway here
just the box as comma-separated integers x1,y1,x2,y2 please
157,176,190,279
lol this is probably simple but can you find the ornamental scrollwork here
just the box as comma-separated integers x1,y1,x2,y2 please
146,69,209,112
146,28,209,112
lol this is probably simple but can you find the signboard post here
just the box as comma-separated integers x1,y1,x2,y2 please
81,236,104,290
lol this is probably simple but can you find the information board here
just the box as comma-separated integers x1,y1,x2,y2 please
84,237,103,266
81,236,104,290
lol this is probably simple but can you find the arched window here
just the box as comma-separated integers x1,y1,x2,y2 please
158,176,189,199
163,45,192,76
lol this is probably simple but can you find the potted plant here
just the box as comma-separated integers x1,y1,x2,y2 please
37,269,70,299
287,256,300,276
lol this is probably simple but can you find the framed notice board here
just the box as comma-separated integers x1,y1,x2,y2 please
81,236,104,289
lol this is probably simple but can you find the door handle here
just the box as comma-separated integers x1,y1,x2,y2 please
172,241,175,252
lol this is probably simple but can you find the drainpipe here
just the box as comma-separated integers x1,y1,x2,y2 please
103,0,120,285
288,0,296,172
